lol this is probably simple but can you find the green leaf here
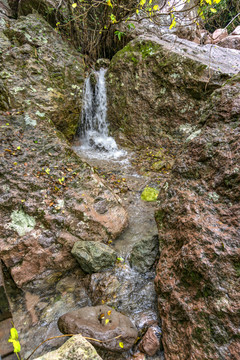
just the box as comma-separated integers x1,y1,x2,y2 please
127,23,135,30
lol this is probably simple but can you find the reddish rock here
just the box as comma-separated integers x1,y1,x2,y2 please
0,318,14,357
212,28,228,43
155,82,240,360
231,25,240,35
58,305,138,352
139,325,161,356
218,35,240,50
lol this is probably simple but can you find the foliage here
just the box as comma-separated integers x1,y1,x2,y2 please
202,0,240,32
54,0,224,62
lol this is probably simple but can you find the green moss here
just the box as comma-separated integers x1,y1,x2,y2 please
131,56,138,65
137,41,160,59
141,186,159,201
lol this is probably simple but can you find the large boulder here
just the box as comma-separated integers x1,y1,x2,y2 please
154,80,240,359
33,334,103,360
107,34,240,148
58,305,138,352
71,241,117,273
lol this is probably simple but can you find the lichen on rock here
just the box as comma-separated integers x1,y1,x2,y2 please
9,210,36,236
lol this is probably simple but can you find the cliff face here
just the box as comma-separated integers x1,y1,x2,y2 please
107,36,240,359
154,81,240,360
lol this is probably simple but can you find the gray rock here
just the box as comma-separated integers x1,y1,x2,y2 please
218,35,240,50
71,241,117,273
33,334,103,360
58,305,138,353
95,58,110,71
129,235,159,273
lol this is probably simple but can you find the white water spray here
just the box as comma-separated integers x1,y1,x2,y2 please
77,68,125,159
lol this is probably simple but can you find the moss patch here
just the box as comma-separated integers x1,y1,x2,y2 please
141,187,159,202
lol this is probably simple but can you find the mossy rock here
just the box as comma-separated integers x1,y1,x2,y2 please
141,187,159,202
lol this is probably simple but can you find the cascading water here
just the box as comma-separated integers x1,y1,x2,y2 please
76,68,125,160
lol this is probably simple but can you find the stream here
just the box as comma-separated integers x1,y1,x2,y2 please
2,69,165,360
72,68,164,359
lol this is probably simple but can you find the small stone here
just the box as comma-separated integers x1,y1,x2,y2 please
71,240,117,273
33,334,103,360
139,325,162,356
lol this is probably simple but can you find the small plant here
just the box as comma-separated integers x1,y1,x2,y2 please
114,30,125,41
8,325,22,360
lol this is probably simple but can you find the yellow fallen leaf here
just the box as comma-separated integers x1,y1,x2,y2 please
72,3,77,8
105,319,109,324
119,342,124,348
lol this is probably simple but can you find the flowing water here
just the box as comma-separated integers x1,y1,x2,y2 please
75,68,126,161
74,69,164,360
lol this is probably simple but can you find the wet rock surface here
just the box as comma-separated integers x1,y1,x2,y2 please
154,81,240,359
33,334,103,360
129,234,159,273
72,241,117,273
58,305,138,352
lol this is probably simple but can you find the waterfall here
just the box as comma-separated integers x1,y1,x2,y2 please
77,68,124,159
